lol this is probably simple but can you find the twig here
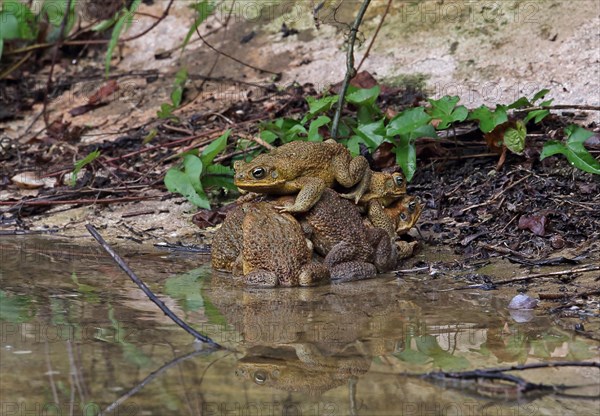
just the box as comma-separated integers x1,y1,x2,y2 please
42,0,73,127
518,104,600,112
441,265,600,291
85,224,222,348
460,173,532,213
331,0,372,139
0,195,158,208
194,27,280,77
236,133,275,150
100,349,220,416
356,0,391,72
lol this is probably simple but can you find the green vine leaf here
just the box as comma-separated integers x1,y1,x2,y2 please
468,105,508,133
181,1,215,53
540,125,600,175
503,120,527,155
427,95,468,129
71,150,101,186
200,130,230,166
164,155,211,209
386,107,432,138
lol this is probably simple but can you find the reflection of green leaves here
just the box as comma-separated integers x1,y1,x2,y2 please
0,290,32,323
427,95,468,130
70,272,99,303
107,305,152,368
541,125,600,174
415,335,470,370
164,266,227,326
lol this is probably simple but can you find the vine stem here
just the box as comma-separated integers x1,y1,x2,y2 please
331,0,372,139
85,224,223,349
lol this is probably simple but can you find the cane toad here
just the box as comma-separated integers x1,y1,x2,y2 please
234,140,371,213
211,205,246,273
342,171,407,239
384,195,423,259
239,202,329,287
299,189,397,282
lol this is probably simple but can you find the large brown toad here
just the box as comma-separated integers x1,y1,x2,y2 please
211,205,245,274
342,171,407,239
239,202,329,287
298,189,397,282
233,140,370,213
383,195,423,259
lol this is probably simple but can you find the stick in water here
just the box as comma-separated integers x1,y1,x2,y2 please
85,224,222,349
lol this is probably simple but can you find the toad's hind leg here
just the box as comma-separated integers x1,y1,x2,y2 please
332,154,371,203
323,241,359,268
298,262,330,286
331,261,377,282
367,227,397,272
244,270,279,287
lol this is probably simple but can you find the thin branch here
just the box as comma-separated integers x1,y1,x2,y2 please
517,104,600,112
194,26,280,77
85,224,222,348
42,0,74,127
356,0,391,72
331,0,372,139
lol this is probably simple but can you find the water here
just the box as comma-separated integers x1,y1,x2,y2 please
1,237,598,415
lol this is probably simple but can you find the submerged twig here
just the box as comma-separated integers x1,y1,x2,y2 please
331,0,372,139
85,224,222,349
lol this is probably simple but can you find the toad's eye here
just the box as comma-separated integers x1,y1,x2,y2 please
254,371,268,384
394,175,404,187
400,213,408,221
408,201,417,212
251,167,266,179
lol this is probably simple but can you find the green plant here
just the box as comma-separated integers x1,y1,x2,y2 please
157,68,188,120
164,130,235,208
0,0,77,60
71,149,101,186
540,125,600,174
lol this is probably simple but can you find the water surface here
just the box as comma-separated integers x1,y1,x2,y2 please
1,237,598,415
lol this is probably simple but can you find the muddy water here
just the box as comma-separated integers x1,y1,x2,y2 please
1,237,598,416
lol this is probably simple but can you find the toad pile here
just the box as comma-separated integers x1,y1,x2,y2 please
211,140,422,287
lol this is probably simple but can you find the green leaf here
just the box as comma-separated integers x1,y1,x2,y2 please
43,0,76,35
506,96,531,110
0,38,3,60
532,89,550,103
302,95,338,123
157,103,175,119
427,96,468,130
538,98,554,107
468,105,508,133
387,107,432,137
124,0,142,30
0,3,37,40
92,13,120,32
71,150,101,186
105,13,127,76
170,68,188,107
307,116,330,141
565,124,594,144
394,138,417,182
346,86,380,106
181,1,215,53
344,136,362,156
524,109,550,124
503,120,527,154
354,118,386,149
200,129,230,165
204,163,235,191
164,155,212,208
260,130,278,144
540,126,600,175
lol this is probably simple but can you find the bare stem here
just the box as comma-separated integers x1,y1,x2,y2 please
331,0,372,139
